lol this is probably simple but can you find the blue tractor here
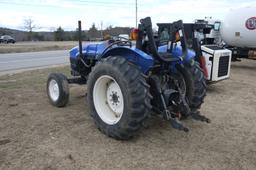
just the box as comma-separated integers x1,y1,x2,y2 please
47,17,208,140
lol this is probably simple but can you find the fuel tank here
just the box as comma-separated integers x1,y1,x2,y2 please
220,7,256,48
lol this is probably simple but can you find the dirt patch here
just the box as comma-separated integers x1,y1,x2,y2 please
0,60,256,170
0,41,77,54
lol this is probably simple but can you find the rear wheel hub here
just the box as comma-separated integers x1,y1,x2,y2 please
93,75,124,125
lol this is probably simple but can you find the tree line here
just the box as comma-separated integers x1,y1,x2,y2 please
1,18,133,41
54,23,132,41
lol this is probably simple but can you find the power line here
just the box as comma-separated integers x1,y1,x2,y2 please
0,1,136,8
135,0,138,28
0,0,151,14
75,0,135,5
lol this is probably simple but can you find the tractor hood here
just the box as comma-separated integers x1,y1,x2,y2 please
69,41,108,59
70,41,195,63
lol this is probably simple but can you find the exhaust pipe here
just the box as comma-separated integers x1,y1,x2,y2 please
78,20,83,58
77,21,91,68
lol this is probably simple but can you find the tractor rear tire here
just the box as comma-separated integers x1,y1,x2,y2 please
177,61,206,111
47,73,69,107
87,56,152,140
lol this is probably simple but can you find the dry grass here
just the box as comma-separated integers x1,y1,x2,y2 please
0,61,256,169
0,41,78,53
0,66,70,90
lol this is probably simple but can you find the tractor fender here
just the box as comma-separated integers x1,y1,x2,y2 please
100,47,154,74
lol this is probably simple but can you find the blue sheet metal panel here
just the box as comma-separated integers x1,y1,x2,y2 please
69,42,108,59
101,46,154,74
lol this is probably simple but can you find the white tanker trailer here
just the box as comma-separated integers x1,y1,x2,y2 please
220,7,256,48
214,7,256,60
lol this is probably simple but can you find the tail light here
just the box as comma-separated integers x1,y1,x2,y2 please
199,56,208,78
131,28,139,40
175,32,180,42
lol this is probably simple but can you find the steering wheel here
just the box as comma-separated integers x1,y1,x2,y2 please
101,36,132,55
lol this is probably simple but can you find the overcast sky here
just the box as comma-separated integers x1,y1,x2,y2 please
0,0,255,31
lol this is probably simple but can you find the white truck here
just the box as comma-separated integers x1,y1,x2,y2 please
182,7,256,83
183,21,232,83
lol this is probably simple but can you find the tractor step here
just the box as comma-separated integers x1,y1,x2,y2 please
190,111,211,123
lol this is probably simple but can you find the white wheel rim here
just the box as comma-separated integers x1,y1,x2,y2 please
49,79,60,102
93,75,124,125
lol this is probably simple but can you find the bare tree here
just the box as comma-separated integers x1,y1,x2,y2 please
23,18,36,32
23,17,36,40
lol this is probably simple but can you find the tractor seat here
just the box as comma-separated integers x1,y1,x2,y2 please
158,52,181,62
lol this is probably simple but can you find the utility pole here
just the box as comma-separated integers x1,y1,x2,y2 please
135,0,137,28
100,21,103,40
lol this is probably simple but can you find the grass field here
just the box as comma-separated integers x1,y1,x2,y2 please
0,41,77,54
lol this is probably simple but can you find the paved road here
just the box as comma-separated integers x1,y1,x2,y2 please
0,50,69,74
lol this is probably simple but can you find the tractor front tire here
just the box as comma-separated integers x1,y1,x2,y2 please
87,56,152,140
47,73,69,107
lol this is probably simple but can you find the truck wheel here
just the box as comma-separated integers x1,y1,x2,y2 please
47,73,69,107
87,56,152,140
177,61,206,111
